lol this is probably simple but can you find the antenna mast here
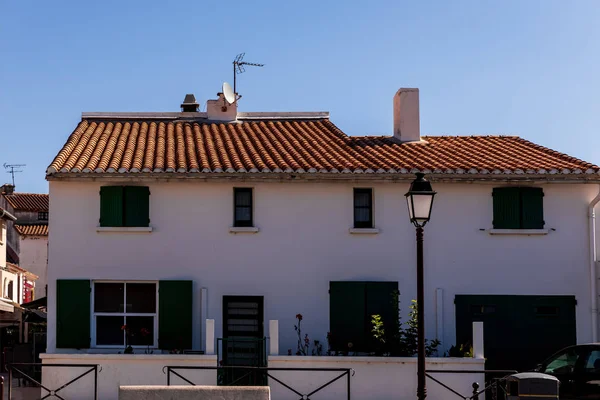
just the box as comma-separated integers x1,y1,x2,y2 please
3,163,26,186
233,53,264,95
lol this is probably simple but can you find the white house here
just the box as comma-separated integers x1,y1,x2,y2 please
40,88,600,399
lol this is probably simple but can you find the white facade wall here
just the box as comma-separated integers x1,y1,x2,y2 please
0,220,6,270
46,180,600,354
19,235,48,297
40,353,484,400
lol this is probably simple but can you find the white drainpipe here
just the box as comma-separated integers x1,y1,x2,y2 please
589,185,600,343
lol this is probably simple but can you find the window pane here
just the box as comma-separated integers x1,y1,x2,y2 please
126,316,154,346
355,208,370,222
543,348,579,374
584,350,600,371
96,316,124,345
94,283,124,312
126,283,156,313
235,207,252,222
354,192,371,207
235,190,252,207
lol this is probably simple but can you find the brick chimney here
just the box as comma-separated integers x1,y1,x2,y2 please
1,184,14,195
393,88,421,142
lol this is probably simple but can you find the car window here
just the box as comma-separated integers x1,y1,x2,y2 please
543,348,580,374
583,349,600,372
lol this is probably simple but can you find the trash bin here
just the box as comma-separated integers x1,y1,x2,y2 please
506,372,559,399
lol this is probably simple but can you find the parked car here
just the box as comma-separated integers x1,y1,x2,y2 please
533,344,600,399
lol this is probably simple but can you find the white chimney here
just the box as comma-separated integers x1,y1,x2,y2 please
393,88,420,142
206,93,238,122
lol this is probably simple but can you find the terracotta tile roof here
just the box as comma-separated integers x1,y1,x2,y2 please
4,193,49,212
15,224,48,237
46,118,599,177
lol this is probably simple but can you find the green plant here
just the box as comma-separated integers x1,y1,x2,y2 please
371,294,441,357
446,343,473,358
312,340,323,356
294,314,309,355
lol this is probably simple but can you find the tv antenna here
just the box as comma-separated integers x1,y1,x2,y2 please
3,163,26,186
233,53,264,96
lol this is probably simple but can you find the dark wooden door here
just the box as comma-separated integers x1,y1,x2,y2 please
455,295,576,372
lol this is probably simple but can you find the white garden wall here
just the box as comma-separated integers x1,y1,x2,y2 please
46,180,599,354
40,353,484,400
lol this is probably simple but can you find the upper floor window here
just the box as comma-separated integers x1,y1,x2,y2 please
234,188,253,227
38,212,48,221
353,188,373,228
100,186,150,227
492,187,544,229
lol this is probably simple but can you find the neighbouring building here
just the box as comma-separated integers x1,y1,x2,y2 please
42,88,600,397
0,207,39,353
0,185,49,298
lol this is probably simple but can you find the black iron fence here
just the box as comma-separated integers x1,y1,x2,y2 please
426,369,517,400
164,365,354,400
7,363,100,400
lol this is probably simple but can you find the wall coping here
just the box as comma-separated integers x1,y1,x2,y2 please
269,355,484,365
40,353,483,365
40,353,218,361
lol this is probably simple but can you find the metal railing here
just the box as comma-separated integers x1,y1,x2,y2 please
7,363,100,400
217,337,267,385
426,369,517,400
164,365,354,400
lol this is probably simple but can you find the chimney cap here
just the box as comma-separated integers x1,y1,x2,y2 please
181,94,199,112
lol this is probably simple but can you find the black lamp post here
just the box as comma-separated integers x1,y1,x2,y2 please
405,173,436,400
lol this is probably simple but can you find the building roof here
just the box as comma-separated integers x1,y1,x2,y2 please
46,117,600,179
14,224,48,237
4,193,49,212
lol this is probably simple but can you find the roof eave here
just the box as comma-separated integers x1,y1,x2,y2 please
45,171,600,184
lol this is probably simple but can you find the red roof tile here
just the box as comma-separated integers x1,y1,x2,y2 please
46,118,599,177
15,224,48,236
4,193,49,212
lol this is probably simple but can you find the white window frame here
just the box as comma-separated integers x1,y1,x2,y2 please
91,280,159,349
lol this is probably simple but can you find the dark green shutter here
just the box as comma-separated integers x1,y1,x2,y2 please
521,187,544,229
329,282,366,352
366,282,399,346
56,280,90,349
100,186,124,227
158,280,193,350
124,186,150,227
493,187,521,229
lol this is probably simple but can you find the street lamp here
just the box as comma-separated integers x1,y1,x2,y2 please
405,173,436,400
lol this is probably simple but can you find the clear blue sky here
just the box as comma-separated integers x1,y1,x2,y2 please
1,0,599,193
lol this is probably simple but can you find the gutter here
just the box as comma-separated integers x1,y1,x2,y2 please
0,207,16,221
589,185,600,342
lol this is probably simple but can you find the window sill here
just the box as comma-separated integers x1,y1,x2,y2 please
488,229,549,236
96,227,153,233
349,228,380,234
229,227,259,234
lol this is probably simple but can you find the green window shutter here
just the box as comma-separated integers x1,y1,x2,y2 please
124,186,150,227
329,282,366,352
365,282,399,348
493,187,521,229
158,280,193,350
521,187,544,229
56,280,90,349
100,186,124,227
